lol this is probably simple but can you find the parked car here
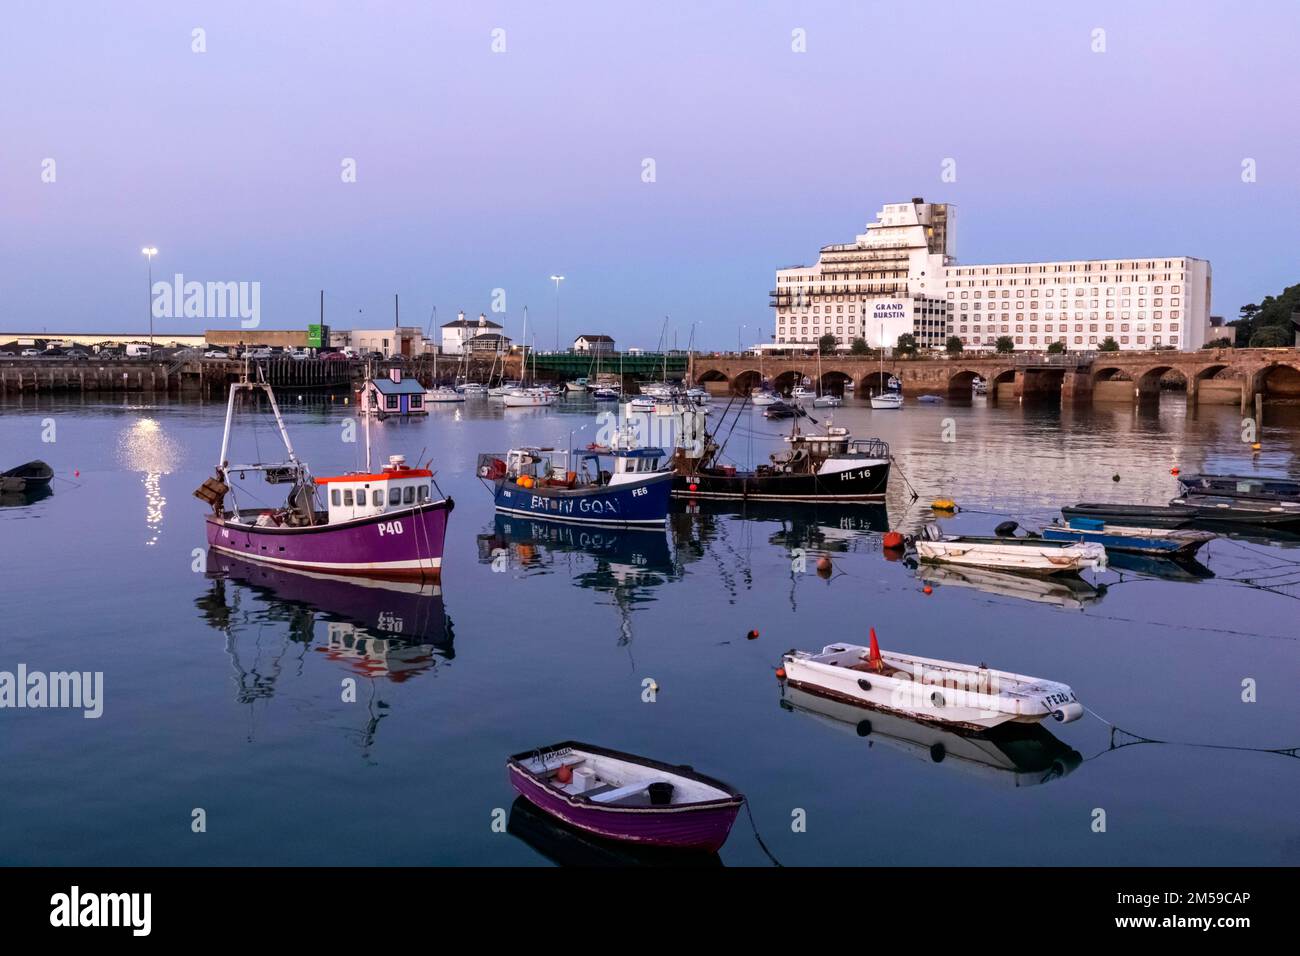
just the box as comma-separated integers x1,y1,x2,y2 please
0,350,14,357
202,349,228,358
321,351,350,362
21,349,41,357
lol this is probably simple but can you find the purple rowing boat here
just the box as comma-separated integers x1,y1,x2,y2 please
507,741,744,852
195,364,451,581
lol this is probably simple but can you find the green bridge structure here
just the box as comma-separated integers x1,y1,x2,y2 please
528,351,689,380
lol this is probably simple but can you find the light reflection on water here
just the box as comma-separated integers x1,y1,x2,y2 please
1,392,1298,866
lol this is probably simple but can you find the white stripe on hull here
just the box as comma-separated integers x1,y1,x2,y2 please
209,543,441,572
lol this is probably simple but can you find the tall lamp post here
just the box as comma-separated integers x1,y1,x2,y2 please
141,247,158,350
549,274,565,351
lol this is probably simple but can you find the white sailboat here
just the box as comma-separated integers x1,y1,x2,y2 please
870,321,903,409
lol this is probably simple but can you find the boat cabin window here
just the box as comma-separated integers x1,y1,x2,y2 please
332,489,341,506
419,486,430,502
404,486,415,504
372,490,383,506
343,489,354,506
389,487,401,505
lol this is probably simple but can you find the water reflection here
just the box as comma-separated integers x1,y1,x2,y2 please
507,796,722,868
195,552,454,751
116,418,180,546
780,685,1082,788
0,485,53,509
671,500,889,554
477,516,679,652
915,563,1107,611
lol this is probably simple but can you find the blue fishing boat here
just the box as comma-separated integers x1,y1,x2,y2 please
477,445,674,526
1042,517,1214,557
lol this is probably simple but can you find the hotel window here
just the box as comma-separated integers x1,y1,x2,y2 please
1170,323,1179,331
1074,336,1083,344
1029,336,1038,344
1171,311,1179,319
1137,336,1146,344
1121,324,1130,332
1089,336,1098,344
1105,325,1114,332
1154,311,1162,319
1015,336,1023,344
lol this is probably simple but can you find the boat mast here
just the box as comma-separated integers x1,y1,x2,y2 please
364,359,373,471
216,363,247,476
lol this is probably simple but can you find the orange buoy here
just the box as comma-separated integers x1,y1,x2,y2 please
923,585,933,595
746,629,760,640
1170,466,1180,476
555,764,573,784
816,555,832,578
882,530,904,549
775,667,786,681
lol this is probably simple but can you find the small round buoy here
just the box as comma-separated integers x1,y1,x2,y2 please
923,585,932,595
931,498,957,512
688,483,698,492
555,764,573,784
74,469,80,477
775,667,786,681
855,720,872,738
1170,466,1180,476
1252,442,1262,451
746,628,759,641
816,555,832,578
882,530,904,549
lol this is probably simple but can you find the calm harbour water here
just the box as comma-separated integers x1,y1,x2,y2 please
1,391,1298,866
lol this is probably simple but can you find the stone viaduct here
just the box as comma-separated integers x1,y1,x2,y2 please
687,347,1300,412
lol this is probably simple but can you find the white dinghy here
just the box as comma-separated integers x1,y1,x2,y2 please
914,525,1106,575
779,629,1084,732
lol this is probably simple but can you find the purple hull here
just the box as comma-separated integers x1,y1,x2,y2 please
205,499,451,580
507,744,743,852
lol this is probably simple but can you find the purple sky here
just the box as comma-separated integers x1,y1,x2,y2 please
2,1,1297,349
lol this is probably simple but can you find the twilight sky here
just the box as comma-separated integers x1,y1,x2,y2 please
2,1,1297,349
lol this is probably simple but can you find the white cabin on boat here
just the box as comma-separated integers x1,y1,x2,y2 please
316,455,435,522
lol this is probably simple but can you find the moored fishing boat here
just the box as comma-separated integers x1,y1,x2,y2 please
750,389,779,406
566,377,591,393
870,388,903,410
673,417,890,502
1061,502,1198,528
500,387,557,407
195,364,452,580
506,741,744,851
1041,517,1214,557
477,442,674,526
1170,494,1300,530
779,629,1084,732
913,526,1106,574
1177,473,1300,501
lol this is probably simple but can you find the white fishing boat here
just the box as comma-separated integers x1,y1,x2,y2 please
780,630,1084,732
791,385,813,401
458,382,488,396
914,527,1106,574
566,377,591,393
812,394,842,408
750,389,779,406
488,381,522,399
971,376,987,396
640,382,673,399
425,386,465,403
592,386,621,402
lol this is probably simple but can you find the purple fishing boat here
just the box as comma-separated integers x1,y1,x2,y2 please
507,741,744,852
195,364,452,581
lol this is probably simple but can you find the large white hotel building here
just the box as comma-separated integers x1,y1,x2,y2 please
771,199,1212,352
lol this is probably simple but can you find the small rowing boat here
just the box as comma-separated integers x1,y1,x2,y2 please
0,460,54,494
780,629,1084,732
1170,494,1300,530
913,526,1106,574
506,742,744,851
1061,502,1198,528
1041,517,1214,557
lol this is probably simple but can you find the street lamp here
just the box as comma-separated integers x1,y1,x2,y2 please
141,247,158,350
549,275,565,351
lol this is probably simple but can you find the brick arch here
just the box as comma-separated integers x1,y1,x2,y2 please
1135,364,1188,390
1192,362,1241,383
696,367,730,384
730,368,764,396
1253,361,1300,399
1092,365,1134,383
819,369,854,394
772,369,808,394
